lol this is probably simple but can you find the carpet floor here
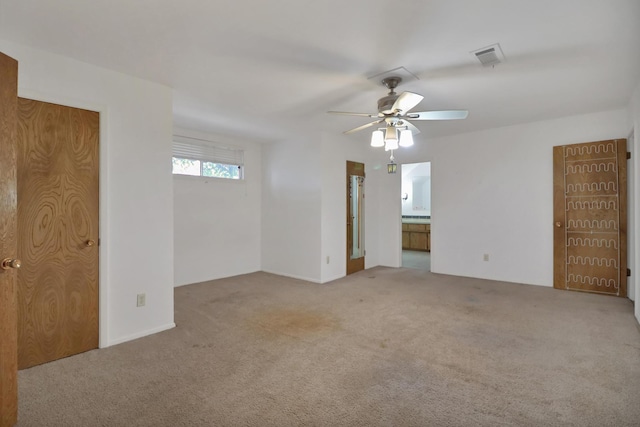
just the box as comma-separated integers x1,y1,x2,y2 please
17,267,640,426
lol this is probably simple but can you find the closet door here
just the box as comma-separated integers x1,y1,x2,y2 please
553,139,627,296
17,98,100,369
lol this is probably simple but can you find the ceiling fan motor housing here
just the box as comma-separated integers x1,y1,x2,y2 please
327,74,468,135
378,94,400,114
378,76,402,114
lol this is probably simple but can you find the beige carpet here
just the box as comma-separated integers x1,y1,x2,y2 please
17,267,640,426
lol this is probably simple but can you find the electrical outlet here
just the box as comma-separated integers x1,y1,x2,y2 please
137,293,146,307
483,254,489,262
326,256,330,264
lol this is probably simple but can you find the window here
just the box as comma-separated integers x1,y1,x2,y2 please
172,136,244,180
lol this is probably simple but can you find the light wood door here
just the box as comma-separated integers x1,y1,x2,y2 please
17,99,99,369
0,51,19,427
553,139,627,296
347,161,365,275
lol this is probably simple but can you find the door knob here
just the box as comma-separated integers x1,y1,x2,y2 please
85,239,96,247
555,222,562,228
1,258,21,270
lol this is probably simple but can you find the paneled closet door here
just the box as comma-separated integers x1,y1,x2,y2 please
553,139,627,296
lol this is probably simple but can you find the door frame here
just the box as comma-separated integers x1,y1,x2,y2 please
346,160,365,275
627,129,636,302
18,88,109,348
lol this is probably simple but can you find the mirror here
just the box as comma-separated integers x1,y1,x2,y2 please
349,175,365,260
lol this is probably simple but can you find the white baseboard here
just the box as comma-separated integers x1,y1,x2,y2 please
103,322,176,348
261,269,321,284
174,268,262,288
320,273,346,284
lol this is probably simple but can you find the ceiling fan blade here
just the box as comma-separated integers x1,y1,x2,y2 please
391,92,424,114
398,120,421,135
327,111,378,118
405,110,469,120
344,119,384,135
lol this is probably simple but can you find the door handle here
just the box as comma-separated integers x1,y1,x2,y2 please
84,239,96,247
1,258,21,270
555,222,562,228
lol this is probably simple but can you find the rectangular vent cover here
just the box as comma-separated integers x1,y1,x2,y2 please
471,43,505,67
367,66,419,84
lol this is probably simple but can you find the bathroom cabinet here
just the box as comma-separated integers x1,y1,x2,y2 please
402,223,430,252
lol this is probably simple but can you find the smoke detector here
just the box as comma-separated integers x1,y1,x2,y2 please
471,43,505,67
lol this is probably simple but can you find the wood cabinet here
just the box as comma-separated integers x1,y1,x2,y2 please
402,223,430,252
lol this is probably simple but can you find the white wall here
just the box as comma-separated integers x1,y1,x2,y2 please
386,109,629,287
629,82,640,323
173,128,262,286
261,133,322,282
262,128,395,284
319,132,385,282
0,40,175,347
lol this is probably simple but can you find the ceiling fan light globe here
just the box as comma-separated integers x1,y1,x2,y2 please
399,130,414,147
370,130,384,147
384,126,399,150
385,138,399,151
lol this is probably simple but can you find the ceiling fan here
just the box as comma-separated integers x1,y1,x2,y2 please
328,76,468,139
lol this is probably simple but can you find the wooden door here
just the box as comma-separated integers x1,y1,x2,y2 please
17,99,99,369
346,161,365,275
0,51,19,427
553,139,627,296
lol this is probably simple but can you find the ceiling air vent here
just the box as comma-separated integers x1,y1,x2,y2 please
471,43,505,67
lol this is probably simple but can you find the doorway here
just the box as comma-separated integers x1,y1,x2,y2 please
346,161,365,275
401,162,431,271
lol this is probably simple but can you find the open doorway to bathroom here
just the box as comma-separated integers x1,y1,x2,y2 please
401,162,431,271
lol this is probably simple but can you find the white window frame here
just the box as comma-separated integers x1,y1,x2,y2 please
172,135,244,180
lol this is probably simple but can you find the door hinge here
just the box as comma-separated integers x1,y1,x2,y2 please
627,152,631,160
627,268,631,277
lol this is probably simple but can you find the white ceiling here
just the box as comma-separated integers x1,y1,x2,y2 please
1,0,639,142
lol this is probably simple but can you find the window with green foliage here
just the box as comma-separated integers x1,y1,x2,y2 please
202,161,241,179
172,136,244,180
